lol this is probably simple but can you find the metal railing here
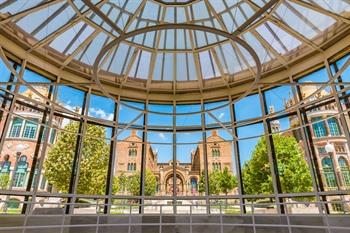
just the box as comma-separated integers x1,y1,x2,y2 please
0,198,349,233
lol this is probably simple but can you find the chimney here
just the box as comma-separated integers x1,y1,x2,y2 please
131,130,137,136
212,130,218,136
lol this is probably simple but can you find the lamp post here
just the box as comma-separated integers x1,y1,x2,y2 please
325,142,342,190
325,141,346,213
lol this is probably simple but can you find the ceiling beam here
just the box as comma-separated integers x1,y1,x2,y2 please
81,0,123,35
289,0,350,24
0,0,64,25
232,0,280,36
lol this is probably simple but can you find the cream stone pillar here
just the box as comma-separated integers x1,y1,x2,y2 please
159,168,164,195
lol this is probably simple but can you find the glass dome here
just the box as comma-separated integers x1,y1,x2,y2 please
0,0,349,94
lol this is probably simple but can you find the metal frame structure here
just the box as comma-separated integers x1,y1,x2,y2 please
0,0,349,97
0,44,349,212
0,0,350,232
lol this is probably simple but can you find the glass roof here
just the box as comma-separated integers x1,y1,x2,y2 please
0,0,349,89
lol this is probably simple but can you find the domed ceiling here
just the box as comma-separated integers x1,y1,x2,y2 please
0,0,349,94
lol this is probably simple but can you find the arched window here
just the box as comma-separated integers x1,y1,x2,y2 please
127,163,136,171
312,117,327,138
13,155,28,188
129,149,137,157
9,118,23,138
212,149,220,157
212,162,221,171
0,154,11,174
49,129,56,144
190,177,198,192
322,157,337,188
327,118,341,136
155,177,159,193
338,157,350,186
32,159,40,188
23,120,38,139
0,155,11,189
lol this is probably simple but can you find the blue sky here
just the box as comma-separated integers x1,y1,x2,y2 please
0,63,296,166
332,54,350,93
264,85,293,113
234,94,262,121
0,56,338,168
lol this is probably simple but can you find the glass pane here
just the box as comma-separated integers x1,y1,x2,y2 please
76,124,111,195
56,85,85,115
237,123,273,195
147,131,173,196
269,116,314,194
264,85,294,114
20,69,51,101
88,94,115,121
148,104,173,128
42,118,80,194
115,129,143,196
0,103,44,194
298,68,331,100
118,101,144,126
176,104,201,127
176,131,203,197
234,94,262,121
206,129,237,196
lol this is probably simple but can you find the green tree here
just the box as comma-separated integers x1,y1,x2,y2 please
242,135,313,196
125,170,157,196
113,172,128,194
219,167,237,195
44,122,110,195
198,171,206,194
198,169,237,195
209,170,222,195
0,173,10,189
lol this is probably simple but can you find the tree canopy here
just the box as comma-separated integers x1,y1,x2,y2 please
113,170,157,196
0,173,10,189
242,134,313,195
44,122,110,195
219,167,237,195
198,167,237,195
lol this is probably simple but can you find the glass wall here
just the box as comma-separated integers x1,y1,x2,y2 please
0,53,350,215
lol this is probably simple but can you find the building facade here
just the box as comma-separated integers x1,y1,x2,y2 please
114,129,234,196
286,85,350,191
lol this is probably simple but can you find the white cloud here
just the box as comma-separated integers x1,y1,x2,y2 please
89,107,114,121
158,132,167,140
218,112,225,119
58,102,82,127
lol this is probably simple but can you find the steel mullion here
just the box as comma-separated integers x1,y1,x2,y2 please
258,86,284,214
104,96,119,214
294,78,331,212
0,65,19,147
26,75,60,216
324,59,350,205
201,99,210,214
21,76,54,216
140,100,148,214
288,75,326,214
67,87,90,214
173,100,177,214
230,95,246,214
325,59,350,149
